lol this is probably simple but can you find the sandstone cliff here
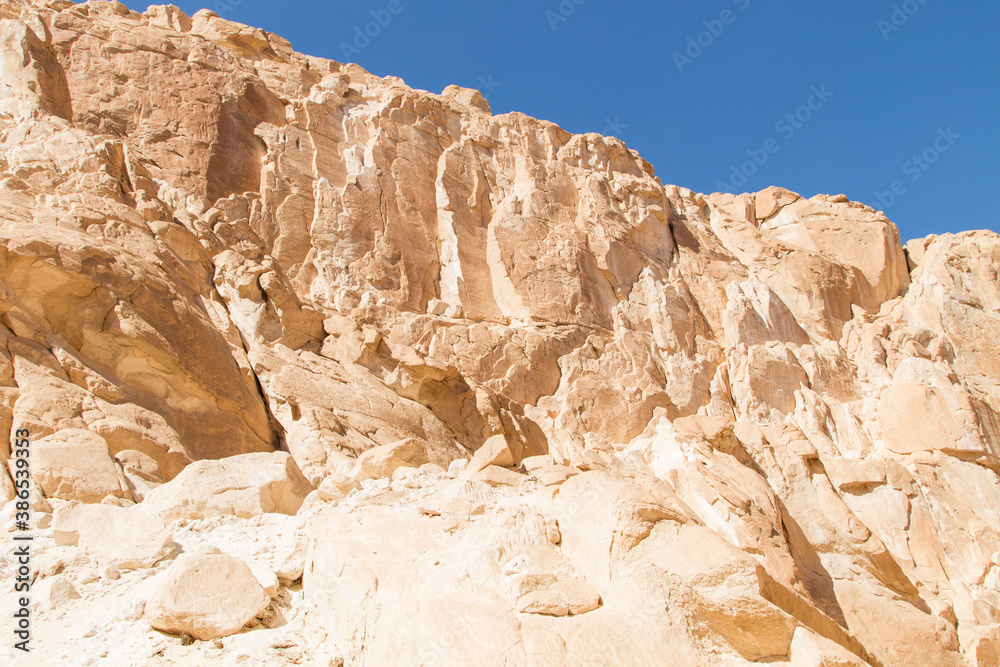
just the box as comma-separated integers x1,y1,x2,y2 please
0,2,999,666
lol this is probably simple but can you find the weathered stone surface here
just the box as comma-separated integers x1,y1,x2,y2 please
32,575,80,611
0,1,997,665
144,552,270,641
791,627,868,667
141,452,313,521
30,429,125,502
51,501,174,569
350,438,430,482
463,434,517,477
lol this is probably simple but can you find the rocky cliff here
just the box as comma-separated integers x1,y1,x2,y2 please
1,1,999,665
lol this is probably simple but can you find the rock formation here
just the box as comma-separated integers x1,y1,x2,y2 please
0,1,998,665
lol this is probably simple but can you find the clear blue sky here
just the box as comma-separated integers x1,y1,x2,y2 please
119,0,998,241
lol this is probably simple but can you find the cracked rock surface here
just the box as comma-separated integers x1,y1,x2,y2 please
1,1,999,665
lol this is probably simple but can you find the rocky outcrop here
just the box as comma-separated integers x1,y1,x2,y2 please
0,1,998,665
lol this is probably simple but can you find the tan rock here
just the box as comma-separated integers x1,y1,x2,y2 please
114,449,164,502
530,464,576,487
637,522,798,661
141,452,313,521
144,553,270,641
470,465,527,487
316,473,359,501
350,438,430,481
754,186,801,222
31,429,125,503
520,455,556,472
520,577,603,616
970,627,1000,667
51,501,174,570
33,546,88,578
247,560,280,598
0,467,13,504
32,575,80,611
0,1,998,664
272,538,308,584
463,435,516,477
790,627,868,667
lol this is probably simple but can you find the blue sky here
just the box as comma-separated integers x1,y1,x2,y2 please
118,0,998,241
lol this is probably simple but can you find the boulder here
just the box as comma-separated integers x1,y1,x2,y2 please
247,560,280,598
463,435,516,478
32,575,80,611
515,577,601,617
471,465,527,487
51,501,175,569
114,449,164,502
141,452,313,521
529,464,576,486
272,538,308,584
31,429,125,503
350,439,430,481
144,552,270,641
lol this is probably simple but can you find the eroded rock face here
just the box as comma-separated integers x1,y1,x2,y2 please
0,1,999,665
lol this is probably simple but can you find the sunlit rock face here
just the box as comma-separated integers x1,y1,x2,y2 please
1,2,999,665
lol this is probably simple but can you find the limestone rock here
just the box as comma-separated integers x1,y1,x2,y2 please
315,473,359,501
470,465,527,487
515,577,601,616
51,501,174,569
0,1,997,664
248,559,280,598
31,429,125,502
529,464,576,487
350,438,430,482
114,449,164,502
33,545,88,578
463,435,517,477
144,552,270,641
791,627,868,667
32,575,80,611
272,538,308,584
141,452,313,521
